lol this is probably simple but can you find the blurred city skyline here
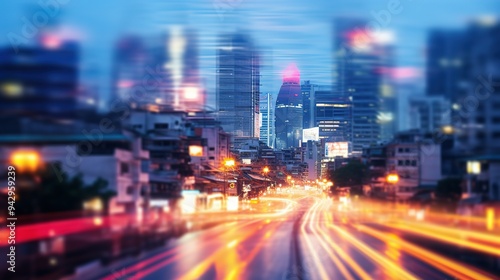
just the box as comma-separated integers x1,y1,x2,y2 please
1,0,499,110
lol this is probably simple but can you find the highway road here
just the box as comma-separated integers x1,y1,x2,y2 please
89,190,500,280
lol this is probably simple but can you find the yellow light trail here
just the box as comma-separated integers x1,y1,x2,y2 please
356,224,496,280
223,226,281,280
307,201,356,280
315,202,373,280
178,219,282,280
326,221,419,280
385,222,500,257
398,220,500,246
300,200,331,280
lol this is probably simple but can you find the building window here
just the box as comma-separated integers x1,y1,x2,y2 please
209,147,215,151
405,160,410,166
398,148,403,153
120,162,129,174
404,148,410,153
126,186,134,195
132,124,142,129
141,160,149,172
398,160,403,166
209,156,215,160
411,160,417,166
154,123,169,129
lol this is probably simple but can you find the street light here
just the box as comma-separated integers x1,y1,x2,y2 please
223,159,235,204
386,174,399,184
263,166,270,189
263,166,270,174
386,173,399,201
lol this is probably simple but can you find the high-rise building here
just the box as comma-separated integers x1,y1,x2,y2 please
302,81,352,142
301,81,316,129
333,17,394,154
426,29,466,103
275,64,303,150
216,32,260,138
409,96,450,133
111,35,148,103
259,92,274,147
455,19,500,154
113,28,203,111
0,33,80,117
315,87,352,142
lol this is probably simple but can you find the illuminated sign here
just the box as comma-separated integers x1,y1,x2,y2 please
189,145,203,157
325,142,350,158
302,127,320,142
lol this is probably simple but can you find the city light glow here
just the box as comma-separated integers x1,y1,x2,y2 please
10,150,41,172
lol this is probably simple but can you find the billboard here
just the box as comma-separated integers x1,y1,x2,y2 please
302,127,320,142
325,142,350,158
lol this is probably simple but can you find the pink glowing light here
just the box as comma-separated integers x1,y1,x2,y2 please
117,80,135,88
346,29,372,48
41,34,62,49
282,63,300,84
390,67,422,80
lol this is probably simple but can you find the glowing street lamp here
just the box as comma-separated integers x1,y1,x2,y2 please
224,159,235,168
386,173,399,201
263,166,270,187
263,166,269,174
386,174,399,184
223,158,235,205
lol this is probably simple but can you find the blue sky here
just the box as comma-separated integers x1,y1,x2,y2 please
1,0,499,108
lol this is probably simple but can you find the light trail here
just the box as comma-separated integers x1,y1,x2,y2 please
176,219,283,280
100,219,261,280
299,200,331,280
384,222,500,257
307,201,356,280
326,217,419,280
315,201,373,280
356,224,497,280
396,220,500,246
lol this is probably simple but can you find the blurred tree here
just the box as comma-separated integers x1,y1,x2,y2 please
329,161,369,195
16,163,115,216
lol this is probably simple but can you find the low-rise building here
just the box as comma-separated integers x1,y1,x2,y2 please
0,131,149,213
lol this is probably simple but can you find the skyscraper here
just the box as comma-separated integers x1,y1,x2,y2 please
216,32,260,138
259,92,274,147
455,19,500,154
426,29,466,103
148,28,203,111
112,28,203,111
301,81,315,130
315,93,352,142
111,35,147,103
0,32,80,117
409,96,451,133
275,64,303,150
333,17,390,154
